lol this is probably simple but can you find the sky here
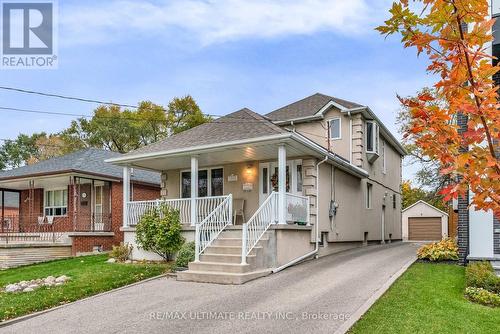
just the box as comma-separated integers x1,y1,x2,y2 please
0,0,435,179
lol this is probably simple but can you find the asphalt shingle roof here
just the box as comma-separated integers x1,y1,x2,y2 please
122,108,287,157
0,148,160,185
265,93,364,122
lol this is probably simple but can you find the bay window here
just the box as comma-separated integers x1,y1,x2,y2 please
366,120,380,164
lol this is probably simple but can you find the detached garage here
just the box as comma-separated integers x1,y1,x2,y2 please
402,200,448,241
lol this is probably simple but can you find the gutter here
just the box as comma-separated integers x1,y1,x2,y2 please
271,105,407,156
273,155,329,273
290,132,368,178
105,133,293,164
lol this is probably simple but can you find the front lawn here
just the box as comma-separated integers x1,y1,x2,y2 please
0,254,171,322
350,262,500,334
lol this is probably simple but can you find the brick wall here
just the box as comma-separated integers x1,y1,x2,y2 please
72,182,159,255
457,112,469,264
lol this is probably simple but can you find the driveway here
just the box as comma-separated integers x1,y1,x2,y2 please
1,242,418,334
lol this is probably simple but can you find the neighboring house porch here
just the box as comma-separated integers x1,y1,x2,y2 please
0,149,160,268
0,175,113,244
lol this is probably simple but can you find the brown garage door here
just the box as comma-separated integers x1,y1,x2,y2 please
408,217,442,241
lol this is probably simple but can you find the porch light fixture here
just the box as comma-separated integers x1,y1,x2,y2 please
245,164,255,182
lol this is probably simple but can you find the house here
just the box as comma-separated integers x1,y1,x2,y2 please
402,200,448,241
455,5,500,269
107,93,406,284
0,148,160,267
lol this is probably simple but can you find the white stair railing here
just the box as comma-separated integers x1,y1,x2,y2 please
195,194,232,262
241,192,278,265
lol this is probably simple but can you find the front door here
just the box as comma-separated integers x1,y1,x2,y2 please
258,160,303,205
93,185,104,231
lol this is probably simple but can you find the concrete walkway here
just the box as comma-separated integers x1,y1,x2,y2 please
1,242,418,334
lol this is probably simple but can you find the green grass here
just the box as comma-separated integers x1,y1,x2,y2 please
0,255,171,322
350,263,500,334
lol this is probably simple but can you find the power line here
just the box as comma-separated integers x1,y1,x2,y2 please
0,86,138,109
0,104,280,124
0,85,294,123
0,85,228,118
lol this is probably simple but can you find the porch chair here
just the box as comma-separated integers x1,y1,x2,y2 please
233,199,245,225
37,216,45,224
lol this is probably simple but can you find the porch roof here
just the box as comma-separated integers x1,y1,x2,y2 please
107,131,369,179
0,148,160,186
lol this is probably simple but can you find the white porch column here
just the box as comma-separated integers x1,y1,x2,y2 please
190,156,199,226
122,166,131,228
278,144,287,225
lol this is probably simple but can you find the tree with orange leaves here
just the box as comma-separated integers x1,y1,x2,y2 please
377,0,500,217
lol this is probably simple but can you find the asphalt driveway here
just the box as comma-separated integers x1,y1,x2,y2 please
1,242,418,334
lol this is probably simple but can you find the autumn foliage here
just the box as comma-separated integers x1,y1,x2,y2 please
378,0,500,217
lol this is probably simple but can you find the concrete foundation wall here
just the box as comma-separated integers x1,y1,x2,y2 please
123,227,195,261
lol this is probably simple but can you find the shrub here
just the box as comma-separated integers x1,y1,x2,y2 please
110,243,133,262
465,287,500,307
417,238,459,262
466,262,500,294
135,204,185,261
175,241,195,268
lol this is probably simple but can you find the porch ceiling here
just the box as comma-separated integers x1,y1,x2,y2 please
0,173,118,191
0,175,71,191
125,138,316,171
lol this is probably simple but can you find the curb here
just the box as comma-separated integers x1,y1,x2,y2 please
0,273,169,328
333,256,417,334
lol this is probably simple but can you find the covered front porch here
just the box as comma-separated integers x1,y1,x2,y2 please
0,175,113,244
119,137,319,264
121,137,320,224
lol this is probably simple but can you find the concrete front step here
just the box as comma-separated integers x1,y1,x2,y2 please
213,237,269,247
188,261,253,274
177,268,272,284
204,245,261,255
199,253,256,264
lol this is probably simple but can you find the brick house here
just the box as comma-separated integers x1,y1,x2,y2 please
0,148,160,256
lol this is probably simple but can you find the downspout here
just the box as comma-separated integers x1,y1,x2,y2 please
273,155,329,273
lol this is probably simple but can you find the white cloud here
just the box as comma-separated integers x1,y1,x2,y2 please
60,0,391,46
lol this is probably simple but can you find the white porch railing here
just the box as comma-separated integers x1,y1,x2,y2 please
241,192,309,264
195,194,233,262
126,196,227,226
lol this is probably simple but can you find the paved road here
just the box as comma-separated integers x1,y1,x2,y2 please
1,242,418,334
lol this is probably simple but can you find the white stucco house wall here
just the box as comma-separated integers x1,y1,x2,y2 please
402,200,448,241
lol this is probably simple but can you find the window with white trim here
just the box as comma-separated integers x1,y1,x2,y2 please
181,168,223,198
366,183,373,209
328,118,341,140
44,189,68,216
366,121,379,154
